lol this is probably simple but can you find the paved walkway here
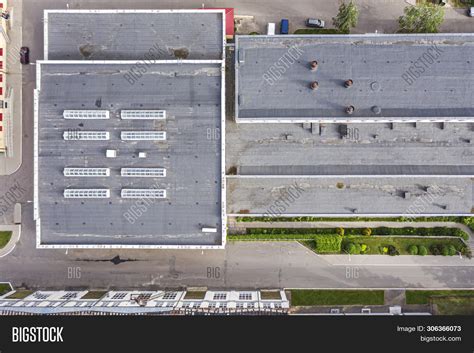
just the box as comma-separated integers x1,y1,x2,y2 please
385,289,406,306
229,220,474,249
0,224,20,257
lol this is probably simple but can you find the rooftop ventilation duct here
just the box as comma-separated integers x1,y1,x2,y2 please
310,81,319,90
345,105,355,115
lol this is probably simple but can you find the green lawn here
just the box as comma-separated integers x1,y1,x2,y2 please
434,297,474,315
80,291,107,300
290,290,384,306
6,290,34,299
230,233,469,256
343,236,468,255
0,231,12,249
184,291,207,300
261,291,281,300
406,290,474,304
0,284,12,296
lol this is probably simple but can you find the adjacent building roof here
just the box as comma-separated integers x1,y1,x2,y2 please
45,10,225,60
235,34,474,123
227,177,473,216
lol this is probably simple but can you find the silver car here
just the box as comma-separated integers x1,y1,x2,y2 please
306,18,325,28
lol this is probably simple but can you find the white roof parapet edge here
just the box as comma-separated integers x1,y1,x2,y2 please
44,9,227,14
235,118,474,123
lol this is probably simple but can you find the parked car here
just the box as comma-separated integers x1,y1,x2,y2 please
280,19,289,34
20,47,29,65
469,7,474,17
267,22,276,35
306,18,325,28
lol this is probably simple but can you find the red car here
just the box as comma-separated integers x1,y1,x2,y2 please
20,47,29,65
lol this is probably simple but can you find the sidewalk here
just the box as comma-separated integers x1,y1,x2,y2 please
0,0,22,175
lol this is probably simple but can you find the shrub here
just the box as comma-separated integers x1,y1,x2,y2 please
362,228,372,236
448,245,457,256
381,246,389,254
461,217,474,231
441,245,450,256
344,242,357,255
387,245,399,256
336,227,345,236
360,244,368,253
314,235,343,254
336,182,345,189
418,246,428,256
431,245,441,256
408,245,418,255
452,228,469,241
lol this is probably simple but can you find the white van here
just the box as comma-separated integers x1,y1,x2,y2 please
267,23,276,35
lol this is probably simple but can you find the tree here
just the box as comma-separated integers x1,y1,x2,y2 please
408,245,418,255
362,227,372,236
333,1,359,34
398,3,445,33
336,227,345,236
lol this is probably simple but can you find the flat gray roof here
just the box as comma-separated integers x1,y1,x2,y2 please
227,177,473,215
235,34,474,122
46,10,224,60
37,62,223,246
226,121,474,177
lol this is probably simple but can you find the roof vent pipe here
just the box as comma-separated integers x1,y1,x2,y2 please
310,81,319,90
344,79,353,88
345,105,355,115
310,60,318,71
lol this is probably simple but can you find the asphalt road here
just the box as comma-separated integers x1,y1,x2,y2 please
0,0,473,290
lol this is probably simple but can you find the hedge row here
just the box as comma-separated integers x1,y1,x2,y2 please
313,235,343,254
243,227,469,240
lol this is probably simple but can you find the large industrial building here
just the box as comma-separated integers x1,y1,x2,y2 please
229,33,473,217
34,10,226,248
34,11,474,248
